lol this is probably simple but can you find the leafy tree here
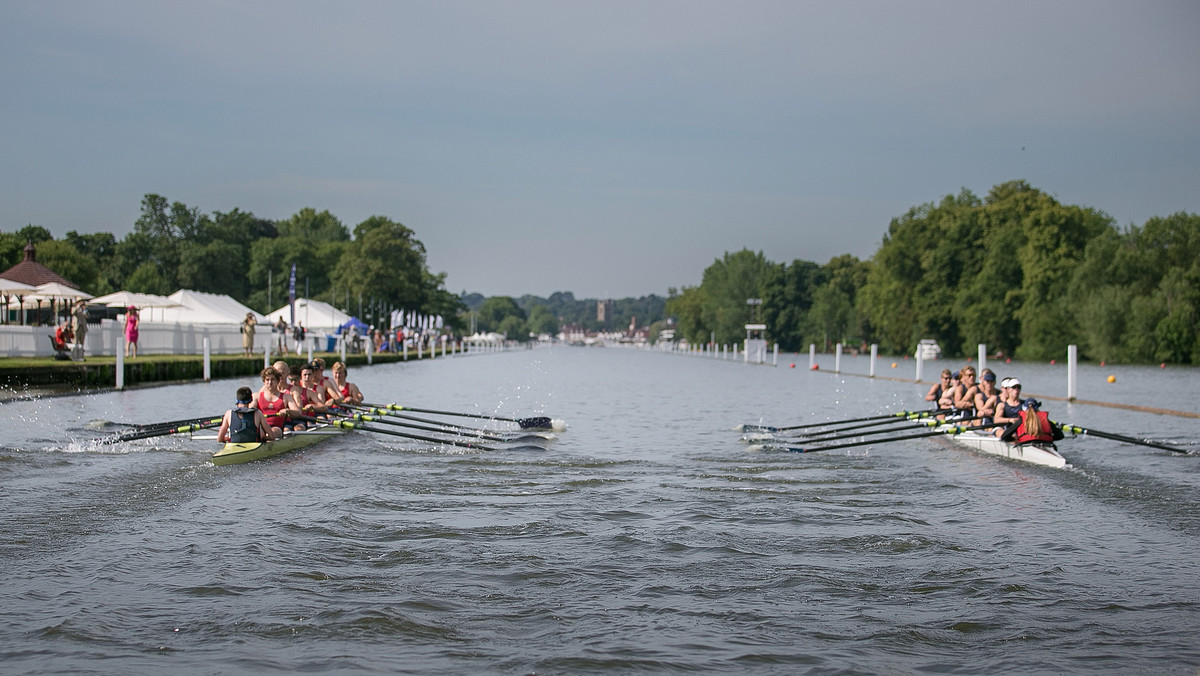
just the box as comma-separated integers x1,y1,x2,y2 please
527,304,559,336
33,239,99,292
477,296,525,333
665,285,706,344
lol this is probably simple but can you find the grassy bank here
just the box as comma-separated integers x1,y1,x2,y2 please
0,349,445,391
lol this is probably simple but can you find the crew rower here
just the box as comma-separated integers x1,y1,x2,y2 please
217,386,274,443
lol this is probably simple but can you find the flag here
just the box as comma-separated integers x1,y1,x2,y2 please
288,263,297,326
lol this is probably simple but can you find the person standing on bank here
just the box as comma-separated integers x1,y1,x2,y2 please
241,312,257,358
124,306,140,358
70,299,89,361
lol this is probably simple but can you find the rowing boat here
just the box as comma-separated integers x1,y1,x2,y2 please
939,426,1067,469
211,423,347,466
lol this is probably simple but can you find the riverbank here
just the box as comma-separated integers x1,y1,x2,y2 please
0,348,452,401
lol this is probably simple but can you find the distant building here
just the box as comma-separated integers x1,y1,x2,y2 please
597,299,615,329
0,241,79,289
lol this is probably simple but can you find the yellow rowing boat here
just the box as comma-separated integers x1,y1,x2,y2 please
211,423,347,466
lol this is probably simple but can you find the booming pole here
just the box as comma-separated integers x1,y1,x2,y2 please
870,344,878,378
809,343,815,369
835,343,843,373
915,350,924,383
978,343,987,374
203,337,211,382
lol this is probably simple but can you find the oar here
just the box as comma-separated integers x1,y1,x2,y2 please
361,402,557,430
101,414,223,431
348,408,535,439
1056,422,1190,454
97,418,224,445
780,411,963,438
752,424,971,454
328,410,551,444
755,416,986,447
295,415,498,451
738,408,950,433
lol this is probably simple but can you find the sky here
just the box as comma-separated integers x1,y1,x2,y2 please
2,1,1198,299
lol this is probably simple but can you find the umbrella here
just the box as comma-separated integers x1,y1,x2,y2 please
0,279,35,325
26,282,93,327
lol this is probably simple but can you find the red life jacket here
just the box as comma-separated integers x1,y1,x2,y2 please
1015,410,1055,443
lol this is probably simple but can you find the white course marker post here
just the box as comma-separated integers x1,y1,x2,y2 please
115,343,125,390
978,344,987,375
915,351,924,383
1067,344,1078,401
809,343,816,369
870,344,878,378
834,343,843,373
203,337,211,382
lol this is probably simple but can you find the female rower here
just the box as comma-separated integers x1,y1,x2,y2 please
925,369,952,405
331,361,364,406
974,370,999,426
249,367,293,440
992,378,1024,436
1000,398,1064,444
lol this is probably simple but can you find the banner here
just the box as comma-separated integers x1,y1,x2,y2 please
288,263,297,326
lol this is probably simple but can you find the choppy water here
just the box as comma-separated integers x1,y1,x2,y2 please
1,347,1198,674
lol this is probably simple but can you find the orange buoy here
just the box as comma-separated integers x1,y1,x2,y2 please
1107,375,1116,383
890,362,897,368
810,364,819,370
790,363,795,368
1050,359,1056,365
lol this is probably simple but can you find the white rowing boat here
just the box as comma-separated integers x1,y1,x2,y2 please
939,426,1067,469
210,423,347,466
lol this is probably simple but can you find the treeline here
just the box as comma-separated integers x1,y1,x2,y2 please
460,291,668,339
1,194,463,331
667,181,1200,364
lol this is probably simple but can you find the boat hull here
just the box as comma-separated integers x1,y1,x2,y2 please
944,428,1067,469
212,425,346,466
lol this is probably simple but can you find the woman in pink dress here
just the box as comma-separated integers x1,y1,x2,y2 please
124,306,140,358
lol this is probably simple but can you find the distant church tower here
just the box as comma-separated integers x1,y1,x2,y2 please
597,299,615,330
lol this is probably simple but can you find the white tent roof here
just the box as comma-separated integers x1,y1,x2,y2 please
265,298,351,332
91,291,180,309
146,289,265,325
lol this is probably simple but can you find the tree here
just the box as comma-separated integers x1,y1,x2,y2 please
477,296,525,333
527,304,559,336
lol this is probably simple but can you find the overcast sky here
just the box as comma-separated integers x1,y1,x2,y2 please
2,1,1197,299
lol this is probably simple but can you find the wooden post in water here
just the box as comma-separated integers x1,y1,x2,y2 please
203,337,211,382
870,344,878,377
367,335,373,365
340,334,347,363
417,338,423,360
809,343,816,369
773,343,778,366
835,343,843,373
1067,344,1078,401
264,344,270,370
978,344,987,375
915,351,924,383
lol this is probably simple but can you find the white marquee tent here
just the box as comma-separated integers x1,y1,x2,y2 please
148,289,266,325
265,298,352,333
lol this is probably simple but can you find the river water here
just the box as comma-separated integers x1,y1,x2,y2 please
1,347,1198,674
